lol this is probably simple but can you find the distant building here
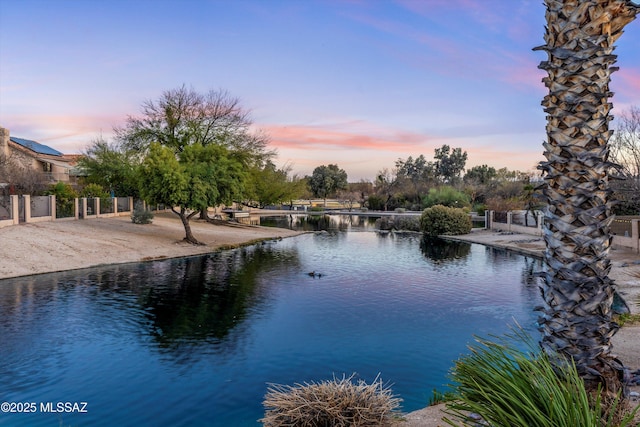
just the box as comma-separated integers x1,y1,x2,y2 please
0,126,79,187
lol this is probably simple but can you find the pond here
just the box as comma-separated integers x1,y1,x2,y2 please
0,225,543,426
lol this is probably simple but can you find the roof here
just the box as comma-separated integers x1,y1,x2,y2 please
9,137,63,156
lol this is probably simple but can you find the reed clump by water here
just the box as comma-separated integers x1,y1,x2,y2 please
261,374,402,427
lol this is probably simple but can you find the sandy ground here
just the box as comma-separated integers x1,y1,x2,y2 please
1,217,639,425
0,212,302,279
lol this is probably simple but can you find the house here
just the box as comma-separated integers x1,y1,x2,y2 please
1,126,78,185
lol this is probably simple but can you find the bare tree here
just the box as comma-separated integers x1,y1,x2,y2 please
117,85,273,165
0,152,45,195
609,106,640,212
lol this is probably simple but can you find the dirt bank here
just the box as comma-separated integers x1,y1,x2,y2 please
0,212,302,279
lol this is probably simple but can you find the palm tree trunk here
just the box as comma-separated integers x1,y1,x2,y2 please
535,0,638,395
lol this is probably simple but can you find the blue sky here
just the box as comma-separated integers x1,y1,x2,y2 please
1,0,639,181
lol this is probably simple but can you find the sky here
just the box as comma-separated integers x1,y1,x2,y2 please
1,0,639,182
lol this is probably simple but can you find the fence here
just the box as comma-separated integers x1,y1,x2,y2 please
487,210,544,236
487,210,640,253
0,195,139,228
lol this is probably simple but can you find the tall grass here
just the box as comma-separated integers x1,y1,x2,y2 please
443,326,639,427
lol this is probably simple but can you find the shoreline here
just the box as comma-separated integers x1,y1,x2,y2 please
1,218,639,426
0,212,303,280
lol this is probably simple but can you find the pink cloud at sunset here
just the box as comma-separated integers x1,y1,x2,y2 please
613,70,640,104
2,114,121,153
263,122,433,153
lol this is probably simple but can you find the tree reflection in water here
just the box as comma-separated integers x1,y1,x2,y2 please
139,245,301,351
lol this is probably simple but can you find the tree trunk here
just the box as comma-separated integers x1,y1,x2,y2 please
535,0,638,396
172,207,203,245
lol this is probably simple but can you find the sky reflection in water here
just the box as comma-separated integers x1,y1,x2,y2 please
0,229,543,426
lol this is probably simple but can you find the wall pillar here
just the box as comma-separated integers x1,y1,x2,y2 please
50,195,56,220
23,195,31,223
632,219,639,253
10,194,19,225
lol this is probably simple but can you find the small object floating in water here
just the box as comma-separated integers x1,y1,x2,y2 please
307,271,324,278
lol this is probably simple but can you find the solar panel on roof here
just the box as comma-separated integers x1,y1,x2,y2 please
10,137,63,156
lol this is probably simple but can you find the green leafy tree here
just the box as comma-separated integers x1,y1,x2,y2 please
246,161,306,208
138,143,245,244
395,155,436,206
79,183,110,199
116,85,272,217
463,165,497,185
422,186,471,209
308,164,348,205
78,138,140,197
434,145,468,184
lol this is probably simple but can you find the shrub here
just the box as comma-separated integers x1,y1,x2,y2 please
46,181,78,218
131,200,154,224
485,196,524,212
366,195,385,211
422,186,471,209
393,215,421,231
80,183,110,199
261,374,402,427
444,327,639,427
420,205,471,237
472,203,487,216
375,216,394,231
374,215,421,232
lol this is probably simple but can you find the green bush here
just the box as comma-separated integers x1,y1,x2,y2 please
472,203,487,216
46,182,78,218
393,215,421,231
375,216,394,231
131,201,154,224
444,327,639,427
422,186,471,209
80,183,110,199
420,205,472,237
366,195,385,211
261,374,402,427
374,215,421,232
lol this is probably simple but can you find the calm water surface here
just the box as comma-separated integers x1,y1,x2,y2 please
0,227,543,426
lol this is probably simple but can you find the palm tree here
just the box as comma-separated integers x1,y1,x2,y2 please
535,0,638,396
